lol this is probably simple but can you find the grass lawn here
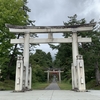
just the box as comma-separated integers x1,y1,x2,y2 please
57,81,72,90
86,80,100,90
1,79,100,90
32,82,50,90
58,80,100,90
0,80,15,90
0,80,50,90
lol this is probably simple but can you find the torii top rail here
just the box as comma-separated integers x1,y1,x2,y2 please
6,23,95,33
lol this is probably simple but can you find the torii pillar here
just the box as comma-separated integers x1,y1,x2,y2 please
47,70,50,83
72,31,79,89
71,30,90,91
58,69,63,83
23,32,30,89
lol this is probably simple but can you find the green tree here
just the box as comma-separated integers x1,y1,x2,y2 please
30,49,52,82
0,0,34,80
50,14,100,85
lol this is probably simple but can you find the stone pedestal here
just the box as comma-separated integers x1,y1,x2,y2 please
76,55,86,91
15,56,25,91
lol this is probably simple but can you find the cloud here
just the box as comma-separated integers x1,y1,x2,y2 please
27,0,100,56
28,0,100,25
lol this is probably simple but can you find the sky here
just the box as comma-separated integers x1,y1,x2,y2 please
27,0,100,57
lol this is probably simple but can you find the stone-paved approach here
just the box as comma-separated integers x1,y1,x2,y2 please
0,90,100,100
45,82,60,90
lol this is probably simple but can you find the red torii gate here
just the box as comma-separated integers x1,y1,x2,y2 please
45,69,63,83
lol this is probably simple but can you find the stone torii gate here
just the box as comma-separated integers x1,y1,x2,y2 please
6,23,94,92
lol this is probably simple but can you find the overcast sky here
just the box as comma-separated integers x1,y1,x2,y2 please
27,0,100,56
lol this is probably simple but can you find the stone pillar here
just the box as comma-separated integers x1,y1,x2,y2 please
72,32,78,89
76,55,86,91
71,63,74,89
23,32,30,89
47,70,49,82
59,70,61,83
15,56,24,91
23,65,26,90
28,64,32,90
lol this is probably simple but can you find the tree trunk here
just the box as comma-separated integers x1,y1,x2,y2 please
95,61,100,85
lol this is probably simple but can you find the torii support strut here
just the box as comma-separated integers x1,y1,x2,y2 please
6,23,95,91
